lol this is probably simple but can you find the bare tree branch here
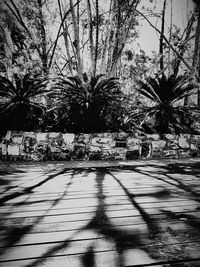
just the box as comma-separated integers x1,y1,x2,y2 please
48,0,82,70
134,6,193,73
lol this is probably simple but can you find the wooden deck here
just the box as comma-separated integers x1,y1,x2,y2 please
0,159,200,267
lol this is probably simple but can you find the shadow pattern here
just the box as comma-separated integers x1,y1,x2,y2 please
0,161,200,267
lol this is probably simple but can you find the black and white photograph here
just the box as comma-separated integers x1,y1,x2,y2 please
1,0,200,266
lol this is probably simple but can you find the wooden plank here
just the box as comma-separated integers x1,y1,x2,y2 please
1,238,200,265
1,211,200,236
0,197,197,215
2,208,200,229
2,254,200,267
1,220,200,248
0,200,198,219
2,186,194,206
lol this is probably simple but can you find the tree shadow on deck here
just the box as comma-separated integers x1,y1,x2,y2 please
0,169,82,256
1,166,60,195
119,162,200,202
0,167,71,206
21,167,166,267
1,162,200,267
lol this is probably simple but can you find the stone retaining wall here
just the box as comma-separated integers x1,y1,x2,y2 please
0,131,200,161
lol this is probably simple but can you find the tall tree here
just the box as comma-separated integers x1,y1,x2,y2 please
107,0,140,76
87,0,95,76
173,12,196,78
159,0,166,72
0,1,26,77
70,0,82,76
57,0,73,75
192,0,200,107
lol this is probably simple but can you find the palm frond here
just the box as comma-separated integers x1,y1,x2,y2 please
136,74,199,134
139,80,162,104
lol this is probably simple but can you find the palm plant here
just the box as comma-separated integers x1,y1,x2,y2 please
0,73,49,132
50,74,125,133
131,74,199,134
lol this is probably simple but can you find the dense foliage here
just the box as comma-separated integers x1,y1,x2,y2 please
133,75,199,134
47,74,126,133
0,73,49,133
0,1,199,135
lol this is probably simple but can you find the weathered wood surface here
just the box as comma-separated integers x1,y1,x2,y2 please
0,159,200,267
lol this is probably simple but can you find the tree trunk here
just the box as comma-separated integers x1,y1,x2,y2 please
100,0,113,74
58,0,73,75
168,0,173,76
37,0,48,75
70,0,82,76
174,12,195,78
87,0,95,76
109,0,121,75
192,2,200,108
108,0,140,75
94,0,99,76
159,0,166,72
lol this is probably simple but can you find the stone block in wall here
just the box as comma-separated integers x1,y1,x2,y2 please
24,132,36,138
7,155,19,161
151,140,166,158
75,133,90,144
19,144,25,156
178,134,190,149
140,141,152,158
146,134,160,141
151,140,166,150
11,134,23,145
165,134,175,140
178,149,193,158
35,141,48,161
7,145,20,155
48,142,63,160
151,150,163,158
63,133,75,144
48,132,60,139
190,150,200,157
113,148,127,160
126,150,139,160
99,147,126,160
101,149,116,160
23,136,37,154
162,149,178,159
88,151,102,160
72,143,86,160
47,152,62,161
90,133,115,149
126,138,140,150
47,136,63,160
61,144,74,153
48,133,63,148
61,134,75,158
0,143,7,155
59,152,72,160
88,146,102,160
89,145,101,152
190,135,200,150
30,153,43,161
36,133,48,142
49,146,61,153
165,135,179,150
114,132,127,148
